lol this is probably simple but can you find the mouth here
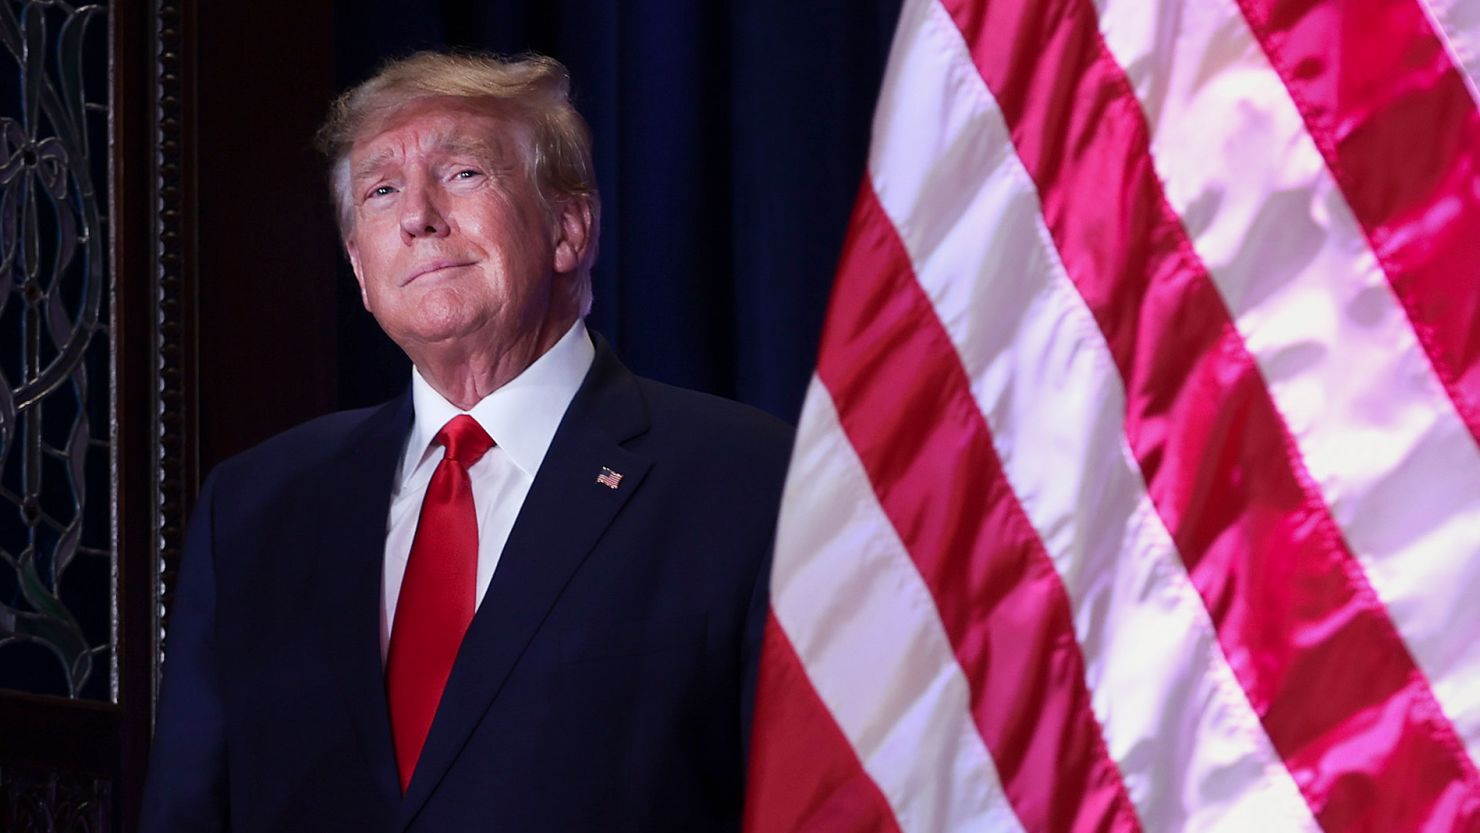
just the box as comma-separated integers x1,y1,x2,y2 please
403,259,476,286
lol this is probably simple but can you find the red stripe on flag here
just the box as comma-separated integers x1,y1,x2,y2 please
745,614,902,833
1236,0,1480,447
815,180,1141,833
937,0,1480,829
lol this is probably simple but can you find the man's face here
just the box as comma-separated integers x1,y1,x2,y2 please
344,97,585,357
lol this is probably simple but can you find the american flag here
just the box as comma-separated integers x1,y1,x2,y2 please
745,0,1480,829
596,467,624,489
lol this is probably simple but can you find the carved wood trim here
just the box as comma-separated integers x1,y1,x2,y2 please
151,0,197,681
0,765,110,833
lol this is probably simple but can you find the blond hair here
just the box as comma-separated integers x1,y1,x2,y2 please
317,51,600,309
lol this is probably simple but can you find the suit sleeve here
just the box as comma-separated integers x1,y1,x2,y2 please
739,417,793,775
738,534,772,773
138,471,229,832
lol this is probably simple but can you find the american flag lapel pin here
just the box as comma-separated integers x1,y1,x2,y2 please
595,466,624,489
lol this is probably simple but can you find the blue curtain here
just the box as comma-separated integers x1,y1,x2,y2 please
332,1,903,423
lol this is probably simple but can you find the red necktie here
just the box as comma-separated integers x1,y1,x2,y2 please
386,414,494,792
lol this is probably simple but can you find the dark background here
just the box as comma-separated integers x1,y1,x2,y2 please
196,0,903,473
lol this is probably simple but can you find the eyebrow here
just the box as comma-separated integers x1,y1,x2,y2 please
350,135,505,185
350,149,398,185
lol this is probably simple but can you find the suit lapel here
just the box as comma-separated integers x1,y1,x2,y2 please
314,393,411,810
397,339,652,828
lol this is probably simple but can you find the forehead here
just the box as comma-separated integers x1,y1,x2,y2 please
350,97,525,171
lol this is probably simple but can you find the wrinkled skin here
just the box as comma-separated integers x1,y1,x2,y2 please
345,96,593,409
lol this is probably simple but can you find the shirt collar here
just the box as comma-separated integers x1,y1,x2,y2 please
399,319,595,488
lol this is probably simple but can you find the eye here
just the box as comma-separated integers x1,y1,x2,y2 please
366,184,396,199
453,169,481,180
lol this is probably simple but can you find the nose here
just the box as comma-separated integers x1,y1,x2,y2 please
399,178,450,242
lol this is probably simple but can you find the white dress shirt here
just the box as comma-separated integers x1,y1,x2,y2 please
379,320,595,658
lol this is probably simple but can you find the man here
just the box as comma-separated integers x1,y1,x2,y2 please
140,51,793,832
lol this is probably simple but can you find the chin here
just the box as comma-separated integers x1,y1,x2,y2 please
402,317,488,348
392,291,492,344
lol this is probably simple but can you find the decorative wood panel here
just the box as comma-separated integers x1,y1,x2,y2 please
0,0,197,827
0,764,109,833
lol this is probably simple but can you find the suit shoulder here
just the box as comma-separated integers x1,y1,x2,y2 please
630,377,794,478
636,378,792,444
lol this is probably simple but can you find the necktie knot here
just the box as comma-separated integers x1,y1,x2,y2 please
435,414,494,466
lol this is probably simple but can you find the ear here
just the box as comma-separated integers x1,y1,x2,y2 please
551,197,593,275
345,236,370,309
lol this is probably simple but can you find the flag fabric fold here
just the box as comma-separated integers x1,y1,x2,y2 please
746,0,1480,829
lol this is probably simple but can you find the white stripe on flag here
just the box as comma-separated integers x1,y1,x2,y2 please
864,0,1317,828
771,377,1024,833
1417,0,1480,105
1096,0,1480,768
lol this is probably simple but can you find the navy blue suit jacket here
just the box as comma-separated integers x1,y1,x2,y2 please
139,338,794,832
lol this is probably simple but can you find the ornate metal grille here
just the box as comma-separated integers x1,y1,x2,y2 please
0,0,111,701
0,765,108,833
